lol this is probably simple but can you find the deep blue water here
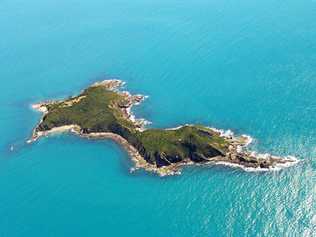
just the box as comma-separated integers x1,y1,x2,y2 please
0,0,316,236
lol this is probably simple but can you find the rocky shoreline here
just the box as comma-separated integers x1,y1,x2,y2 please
28,79,299,176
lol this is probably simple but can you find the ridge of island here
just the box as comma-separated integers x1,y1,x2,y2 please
29,80,298,176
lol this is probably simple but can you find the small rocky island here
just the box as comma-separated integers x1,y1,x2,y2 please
29,80,298,176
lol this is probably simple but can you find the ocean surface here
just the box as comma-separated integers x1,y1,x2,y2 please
0,0,315,236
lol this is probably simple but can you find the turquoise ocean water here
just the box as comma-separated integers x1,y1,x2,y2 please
0,0,315,236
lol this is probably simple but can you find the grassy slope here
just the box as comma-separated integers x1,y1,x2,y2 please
38,86,136,133
136,126,228,165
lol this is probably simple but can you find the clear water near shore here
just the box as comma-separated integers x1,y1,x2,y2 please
0,0,316,236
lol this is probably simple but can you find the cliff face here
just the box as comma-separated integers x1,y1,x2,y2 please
31,80,297,174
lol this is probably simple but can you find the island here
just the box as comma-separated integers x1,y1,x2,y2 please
29,80,298,176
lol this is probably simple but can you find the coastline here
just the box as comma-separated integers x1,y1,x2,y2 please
28,121,177,176
28,79,299,176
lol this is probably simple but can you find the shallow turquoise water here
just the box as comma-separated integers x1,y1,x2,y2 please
0,0,316,236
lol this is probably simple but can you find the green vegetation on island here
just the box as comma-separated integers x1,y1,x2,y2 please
30,80,297,175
